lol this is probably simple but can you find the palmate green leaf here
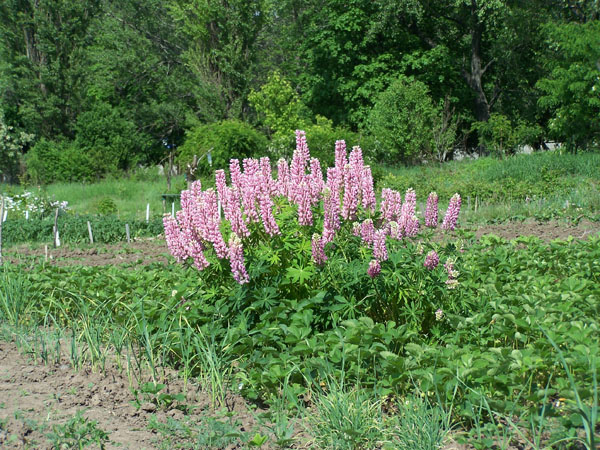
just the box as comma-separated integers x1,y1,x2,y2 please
285,264,315,284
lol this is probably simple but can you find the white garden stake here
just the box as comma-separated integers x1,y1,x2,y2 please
25,210,29,220
146,203,150,222
87,221,94,244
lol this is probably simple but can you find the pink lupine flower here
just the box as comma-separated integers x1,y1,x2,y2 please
373,229,388,261
444,257,459,289
276,158,290,197
189,240,210,271
342,164,359,221
163,214,187,262
348,146,364,172
229,159,242,190
258,193,280,236
335,140,347,173
224,187,250,238
380,189,402,224
228,234,249,284
360,219,375,246
424,250,439,270
403,188,416,217
425,192,438,228
309,158,324,198
311,233,327,265
297,182,313,226
202,190,229,258
322,187,340,243
403,215,420,237
361,166,376,213
388,221,401,240
435,309,444,321
441,193,461,231
290,130,310,197
367,259,381,278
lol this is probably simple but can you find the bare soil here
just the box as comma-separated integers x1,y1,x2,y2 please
0,339,285,449
471,218,600,242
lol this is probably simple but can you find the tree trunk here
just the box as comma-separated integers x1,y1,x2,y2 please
462,2,491,122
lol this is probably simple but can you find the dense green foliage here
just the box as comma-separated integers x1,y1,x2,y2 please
177,120,268,175
1,1,599,182
2,215,163,246
2,230,598,446
367,76,438,164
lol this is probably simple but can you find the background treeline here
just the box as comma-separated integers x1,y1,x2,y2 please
0,0,599,184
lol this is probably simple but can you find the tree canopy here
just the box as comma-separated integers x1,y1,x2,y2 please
0,0,598,182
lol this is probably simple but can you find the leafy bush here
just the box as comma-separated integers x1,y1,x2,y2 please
472,113,542,157
177,120,268,176
367,76,438,165
74,102,151,175
304,116,361,167
537,21,600,151
248,71,311,139
25,139,97,184
0,112,34,183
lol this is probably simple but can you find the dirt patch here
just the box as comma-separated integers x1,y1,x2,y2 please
0,338,293,449
471,218,600,242
4,238,169,267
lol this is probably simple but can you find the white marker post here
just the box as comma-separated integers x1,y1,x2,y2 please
25,210,29,220
146,203,150,223
171,201,175,218
0,197,4,266
87,221,94,244
53,209,59,248
125,224,131,243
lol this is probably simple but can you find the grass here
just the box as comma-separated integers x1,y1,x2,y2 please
379,150,600,223
2,150,599,224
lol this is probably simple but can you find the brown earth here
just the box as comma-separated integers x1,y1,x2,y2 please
0,339,302,450
471,218,600,242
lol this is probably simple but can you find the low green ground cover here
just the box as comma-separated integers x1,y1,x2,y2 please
1,231,598,447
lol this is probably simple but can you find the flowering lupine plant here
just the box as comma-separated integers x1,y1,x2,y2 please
163,130,461,285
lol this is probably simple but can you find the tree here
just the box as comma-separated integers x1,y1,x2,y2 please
537,20,600,151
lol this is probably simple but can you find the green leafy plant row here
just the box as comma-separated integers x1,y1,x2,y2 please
1,215,164,246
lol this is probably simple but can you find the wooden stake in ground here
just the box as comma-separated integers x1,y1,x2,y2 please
87,221,94,244
125,223,131,243
53,208,59,248
0,196,4,266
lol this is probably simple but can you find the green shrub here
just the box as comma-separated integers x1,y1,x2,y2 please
304,116,361,167
367,76,438,165
472,113,542,157
26,139,96,184
537,21,600,152
74,102,151,175
248,71,311,139
177,120,268,176
95,197,118,216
